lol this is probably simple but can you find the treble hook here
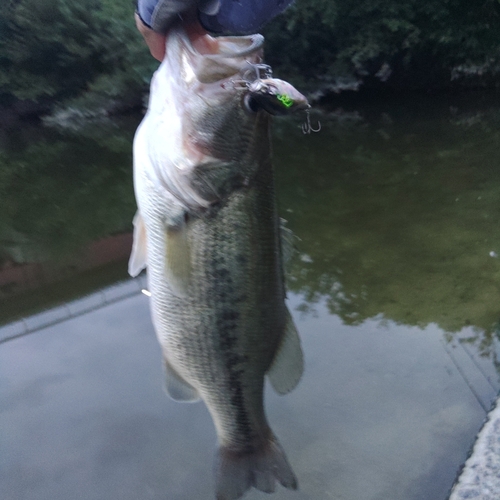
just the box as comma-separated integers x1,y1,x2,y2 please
302,109,321,134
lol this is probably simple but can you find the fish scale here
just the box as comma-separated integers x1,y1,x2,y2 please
142,173,280,442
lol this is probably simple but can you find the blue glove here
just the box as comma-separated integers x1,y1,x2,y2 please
200,0,293,34
137,0,196,32
137,0,293,34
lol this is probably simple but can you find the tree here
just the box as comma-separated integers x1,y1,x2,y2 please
1,0,500,119
0,0,156,116
264,0,500,90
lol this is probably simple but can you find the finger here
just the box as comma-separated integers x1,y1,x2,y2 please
135,12,166,62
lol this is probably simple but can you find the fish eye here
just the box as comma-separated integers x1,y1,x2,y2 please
243,94,260,114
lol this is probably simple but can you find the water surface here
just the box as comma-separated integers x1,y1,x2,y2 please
1,93,500,500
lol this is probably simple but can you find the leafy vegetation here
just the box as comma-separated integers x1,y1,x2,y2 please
0,0,155,116
264,0,500,89
0,0,499,118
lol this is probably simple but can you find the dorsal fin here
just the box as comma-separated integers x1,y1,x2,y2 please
280,218,298,265
267,309,304,395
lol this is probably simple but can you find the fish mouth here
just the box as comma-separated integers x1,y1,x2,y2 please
176,29,309,115
181,26,265,59
164,24,309,118
174,25,265,84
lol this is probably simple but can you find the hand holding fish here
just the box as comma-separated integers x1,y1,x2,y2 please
135,12,167,61
135,0,294,60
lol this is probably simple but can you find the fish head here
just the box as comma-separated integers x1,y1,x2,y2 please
157,26,308,153
145,25,308,208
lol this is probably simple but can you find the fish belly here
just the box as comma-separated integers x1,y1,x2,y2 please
137,162,298,498
146,174,285,444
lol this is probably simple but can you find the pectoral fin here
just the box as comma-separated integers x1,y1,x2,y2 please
163,357,200,402
128,211,147,277
267,309,304,395
165,218,191,297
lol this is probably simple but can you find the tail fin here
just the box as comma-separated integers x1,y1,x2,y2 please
214,436,297,500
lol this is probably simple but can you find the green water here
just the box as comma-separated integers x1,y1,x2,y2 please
276,92,500,356
1,93,500,348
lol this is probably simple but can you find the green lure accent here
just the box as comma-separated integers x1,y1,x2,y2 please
277,94,294,108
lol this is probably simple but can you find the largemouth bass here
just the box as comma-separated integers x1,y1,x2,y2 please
129,23,307,500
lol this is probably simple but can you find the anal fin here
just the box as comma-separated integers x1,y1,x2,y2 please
163,357,200,402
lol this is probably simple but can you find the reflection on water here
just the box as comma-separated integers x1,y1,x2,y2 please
2,93,500,500
0,119,138,320
274,93,500,358
0,95,500,344
1,95,500,352
0,118,137,262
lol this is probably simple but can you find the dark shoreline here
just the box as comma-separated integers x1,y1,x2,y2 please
1,85,499,131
